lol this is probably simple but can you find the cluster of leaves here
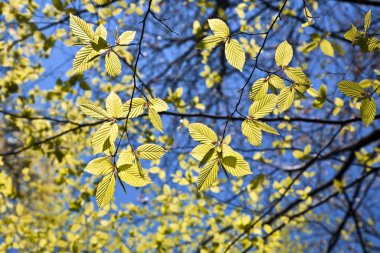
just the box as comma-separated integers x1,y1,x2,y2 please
344,10,379,52
243,40,311,146
188,123,252,191
69,14,136,76
197,19,246,71
81,92,168,207
338,80,378,126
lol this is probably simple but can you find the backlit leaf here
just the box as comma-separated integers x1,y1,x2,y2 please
150,98,168,112
96,173,115,208
118,31,136,45
123,98,146,118
105,51,121,77
320,39,334,57
275,40,293,67
106,92,123,118
69,14,95,42
338,80,365,98
208,19,230,38
81,104,110,119
190,144,215,161
73,45,98,73
225,38,245,72
364,10,371,32
360,97,376,126
278,87,295,112
85,157,113,175
249,78,268,101
242,120,262,146
118,165,151,187
148,108,163,132
248,94,278,119
137,144,166,160
197,158,219,191
196,35,224,50
188,123,217,144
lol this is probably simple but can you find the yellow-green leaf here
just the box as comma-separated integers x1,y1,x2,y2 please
85,157,113,175
92,122,112,154
95,24,107,40
150,98,168,112
190,144,215,161
275,40,293,67
197,158,219,191
69,14,95,42
268,75,285,89
320,39,334,57
96,173,116,208
136,144,166,160
255,121,279,135
118,165,151,187
338,80,365,98
116,148,135,168
196,35,224,50
94,0,108,5
222,152,251,177
105,51,121,77
364,9,371,32
118,31,136,45
73,45,98,73
188,123,217,144
148,108,163,132
284,67,311,85
208,19,230,38
344,25,359,42
242,120,262,146
360,97,376,126
248,94,278,119
249,78,268,101
225,38,245,72
106,92,123,118
123,98,146,118
278,87,295,112
80,104,111,119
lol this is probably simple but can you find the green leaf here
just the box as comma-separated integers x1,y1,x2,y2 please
73,45,98,73
94,0,108,5
248,94,278,119
364,9,371,32
344,25,359,42
268,75,285,89
221,152,251,177
242,120,262,146
208,19,230,38
360,97,376,126
225,38,245,72
278,87,295,112
105,51,121,77
255,121,279,135
320,39,334,57
148,108,163,132
190,144,215,161
199,148,217,168
196,35,224,50
80,104,111,119
249,78,268,101
116,148,135,168
92,122,118,155
118,31,136,45
122,98,146,118
338,80,365,98
69,14,95,42
118,164,151,187
188,123,217,144
85,157,113,175
284,67,311,85
150,98,169,112
275,40,293,67
197,158,219,191
136,144,166,160
106,92,123,118
96,173,116,208
95,24,107,40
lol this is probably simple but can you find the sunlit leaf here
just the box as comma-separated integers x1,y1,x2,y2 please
196,35,224,50
190,144,215,161
69,14,95,42
106,92,123,118
278,87,295,112
137,144,166,160
148,108,163,132
118,31,136,45
96,173,116,208
208,19,230,38
197,158,219,191
105,51,121,77
360,97,376,126
81,104,111,119
73,45,98,73
248,94,278,119
188,123,217,144
225,38,245,72
249,78,268,101
123,98,146,118
364,9,371,32
275,40,293,67
85,157,113,175
150,98,168,112
320,39,334,57
338,80,365,98
242,120,262,146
